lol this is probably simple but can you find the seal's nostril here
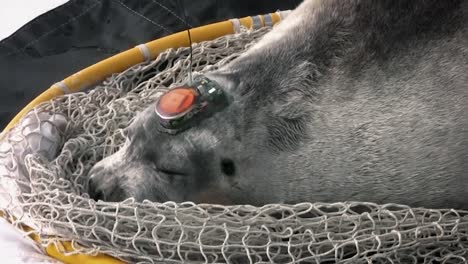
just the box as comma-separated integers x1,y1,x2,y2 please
88,175,105,201
92,188,105,201
221,158,236,177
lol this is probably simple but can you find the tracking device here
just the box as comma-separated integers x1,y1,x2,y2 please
155,75,229,134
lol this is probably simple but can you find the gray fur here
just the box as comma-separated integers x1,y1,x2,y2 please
88,0,468,209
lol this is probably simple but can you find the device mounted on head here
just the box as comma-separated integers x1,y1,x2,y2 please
155,75,230,134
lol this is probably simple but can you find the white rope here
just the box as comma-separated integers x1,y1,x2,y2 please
230,18,242,34
263,14,273,27
54,81,71,94
136,44,152,61
251,15,263,30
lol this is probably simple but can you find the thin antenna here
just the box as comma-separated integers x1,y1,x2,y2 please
177,0,194,84
186,28,193,84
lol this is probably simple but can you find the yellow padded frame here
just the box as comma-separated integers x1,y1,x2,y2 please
1,12,286,264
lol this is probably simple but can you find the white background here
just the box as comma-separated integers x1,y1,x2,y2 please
0,0,69,41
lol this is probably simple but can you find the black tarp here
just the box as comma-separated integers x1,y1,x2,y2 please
0,0,302,129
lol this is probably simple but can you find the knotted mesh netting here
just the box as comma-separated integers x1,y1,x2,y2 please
1,25,468,264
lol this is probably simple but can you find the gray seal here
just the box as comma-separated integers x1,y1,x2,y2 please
88,0,468,209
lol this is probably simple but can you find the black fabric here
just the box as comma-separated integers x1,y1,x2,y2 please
0,0,301,129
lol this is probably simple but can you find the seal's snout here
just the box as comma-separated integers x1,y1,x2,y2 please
87,165,128,202
87,165,102,200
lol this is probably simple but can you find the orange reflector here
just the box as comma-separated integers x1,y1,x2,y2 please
158,88,196,116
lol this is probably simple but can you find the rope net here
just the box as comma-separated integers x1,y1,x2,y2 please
1,26,468,264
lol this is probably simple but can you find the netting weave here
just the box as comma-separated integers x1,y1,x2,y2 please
1,26,468,264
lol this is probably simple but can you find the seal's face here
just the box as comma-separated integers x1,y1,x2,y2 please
87,67,313,205
87,98,241,204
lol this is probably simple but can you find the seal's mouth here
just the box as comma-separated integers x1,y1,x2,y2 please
154,75,230,134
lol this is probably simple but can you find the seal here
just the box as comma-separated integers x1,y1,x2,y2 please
88,0,468,209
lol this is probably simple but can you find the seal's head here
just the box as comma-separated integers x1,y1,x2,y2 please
86,28,321,205
87,60,314,205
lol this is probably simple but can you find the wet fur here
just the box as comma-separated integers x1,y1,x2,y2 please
88,0,468,209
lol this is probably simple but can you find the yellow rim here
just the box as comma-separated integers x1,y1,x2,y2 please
3,12,285,134
1,11,287,263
